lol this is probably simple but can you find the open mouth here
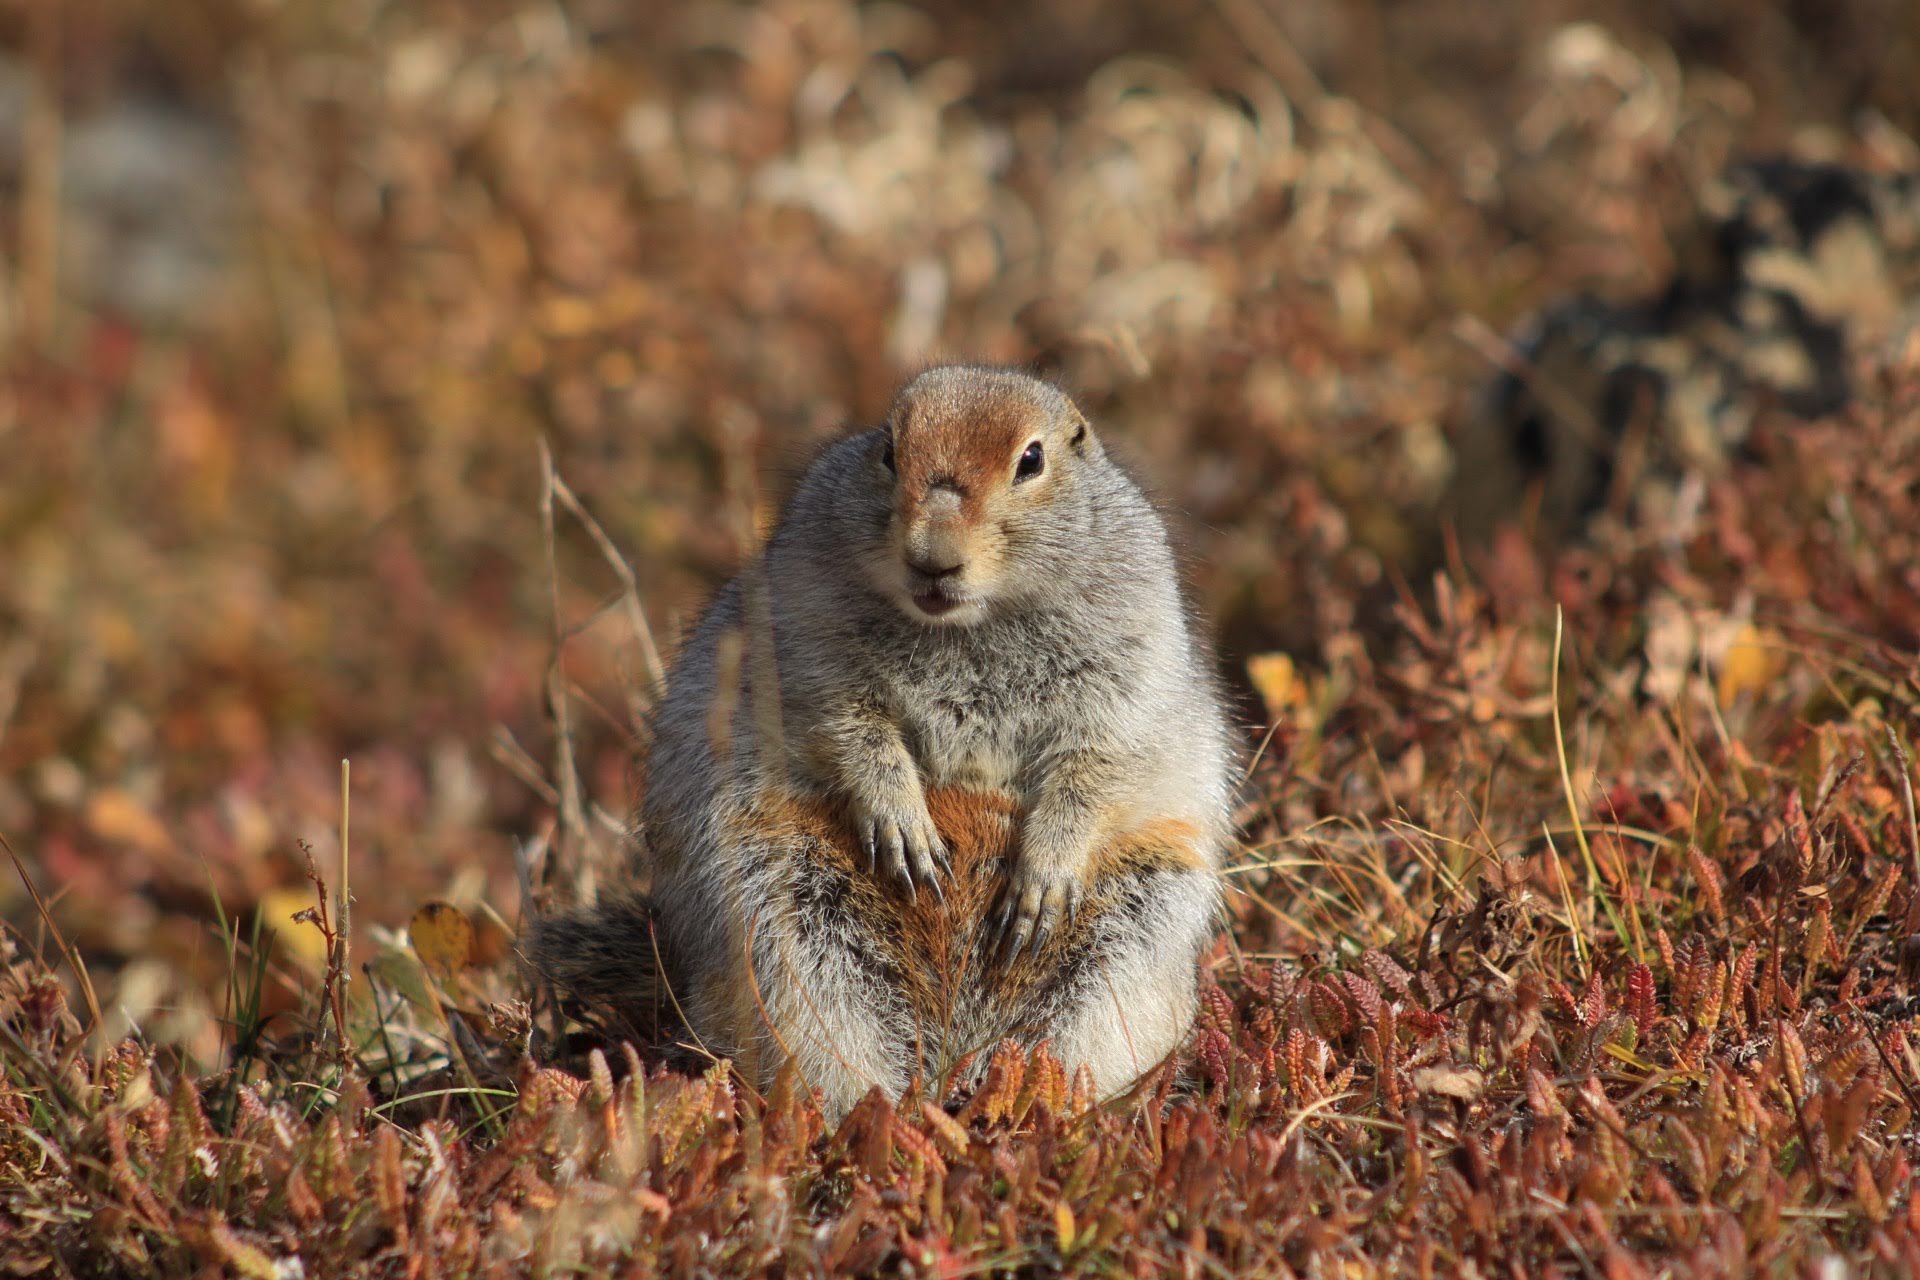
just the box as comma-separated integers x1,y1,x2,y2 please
911,592,959,618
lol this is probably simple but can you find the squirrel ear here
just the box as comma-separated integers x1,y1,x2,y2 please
1069,414,1095,456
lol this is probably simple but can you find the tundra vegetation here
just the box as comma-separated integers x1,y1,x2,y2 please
1,1,1917,1274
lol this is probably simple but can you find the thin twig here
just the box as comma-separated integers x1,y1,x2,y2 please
490,725,561,806
336,758,354,1072
2,830,102,1034
548,469,668,702
1887,724,1920,985
539,439,591,863
1889,724,1920,896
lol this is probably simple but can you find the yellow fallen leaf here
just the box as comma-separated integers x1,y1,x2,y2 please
1247,652,1305,722
409,901,474,982
1717,623,1786,703
257,887,330,971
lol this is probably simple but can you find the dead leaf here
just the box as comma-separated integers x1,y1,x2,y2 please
367,942,440,1016
1411,1065,1486,1101
1247,652,1307,723
410,901,474,982
1716,623,1787,703
257,886,329,971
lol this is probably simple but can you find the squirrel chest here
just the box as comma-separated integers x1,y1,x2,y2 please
867,609,1134,790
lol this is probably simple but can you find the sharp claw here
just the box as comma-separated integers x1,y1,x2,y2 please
1027,907,1052,957
925,833,948,900
1006,907,1033,958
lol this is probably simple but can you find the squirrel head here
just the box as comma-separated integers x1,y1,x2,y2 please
863,367,1104,626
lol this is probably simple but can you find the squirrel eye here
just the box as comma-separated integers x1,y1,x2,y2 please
1014,440,1045,483
881,438,896,473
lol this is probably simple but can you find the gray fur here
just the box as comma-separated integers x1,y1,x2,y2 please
532,366,1236,1115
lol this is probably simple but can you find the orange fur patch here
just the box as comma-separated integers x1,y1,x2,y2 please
893,379,1046,518
1088,817,1210,881
726,787,1207,1045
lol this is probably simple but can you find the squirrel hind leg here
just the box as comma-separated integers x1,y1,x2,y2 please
872,802,1219,1102
523,888,673,1044
983,822,1221,1100
1029,865,1219,1100
714,793,925,1116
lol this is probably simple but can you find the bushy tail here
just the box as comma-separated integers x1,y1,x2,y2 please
523,888,675,1042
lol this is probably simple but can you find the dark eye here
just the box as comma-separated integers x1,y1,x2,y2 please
1014,441,1044,483
881,438,895,473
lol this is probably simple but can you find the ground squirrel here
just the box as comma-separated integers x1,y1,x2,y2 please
531,366,1237,1115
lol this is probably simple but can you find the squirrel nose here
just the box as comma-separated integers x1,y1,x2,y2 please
907,554,965,579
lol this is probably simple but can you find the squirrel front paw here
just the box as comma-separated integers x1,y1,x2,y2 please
990,847,1087,960
854,790,950,900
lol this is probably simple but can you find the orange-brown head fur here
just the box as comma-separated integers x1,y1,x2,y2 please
866,367,1099,625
